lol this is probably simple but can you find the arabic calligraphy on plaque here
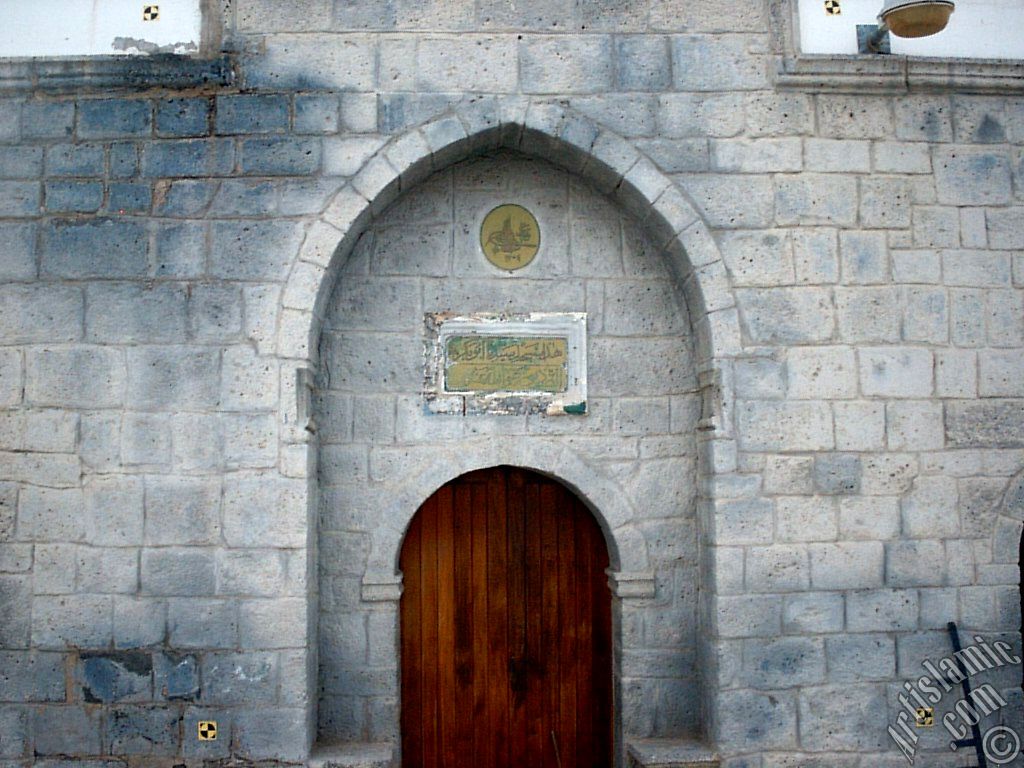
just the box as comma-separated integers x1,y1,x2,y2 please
445,336,569,393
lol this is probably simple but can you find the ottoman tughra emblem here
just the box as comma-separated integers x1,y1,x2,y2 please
480,204,540,271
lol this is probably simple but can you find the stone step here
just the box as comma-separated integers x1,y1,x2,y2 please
308,743,396,768
627,739,719,768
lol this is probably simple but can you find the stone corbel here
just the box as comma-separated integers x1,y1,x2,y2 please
607,570,656,600
361,571,404,603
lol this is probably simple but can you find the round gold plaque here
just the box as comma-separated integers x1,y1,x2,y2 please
479,204,540,271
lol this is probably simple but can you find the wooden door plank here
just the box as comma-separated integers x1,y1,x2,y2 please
540,483,561,768
557,490,578,767
574,507,596,768
524,478,545,765
471,480,491,768
436,485,457,768
590,510,613,764
486,469,510,768
400,511,424,767
453,481,475,762
420,493,440,768
506,468,528,764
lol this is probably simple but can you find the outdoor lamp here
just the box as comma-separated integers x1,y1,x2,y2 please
858,0,955,53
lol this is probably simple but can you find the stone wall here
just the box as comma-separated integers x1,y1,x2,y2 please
0,0,1021,765
316,152,700,744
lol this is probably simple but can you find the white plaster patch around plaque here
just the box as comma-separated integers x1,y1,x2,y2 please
424,312,587,416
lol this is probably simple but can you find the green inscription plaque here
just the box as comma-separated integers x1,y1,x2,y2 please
445,336,569,393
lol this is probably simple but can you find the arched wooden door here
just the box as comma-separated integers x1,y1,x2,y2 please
400,466,612,768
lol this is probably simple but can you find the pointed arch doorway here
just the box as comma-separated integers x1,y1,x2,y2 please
400,466,613,768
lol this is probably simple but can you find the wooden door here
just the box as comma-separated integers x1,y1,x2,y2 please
400,466,612,768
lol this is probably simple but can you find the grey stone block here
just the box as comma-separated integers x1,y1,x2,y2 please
901,475,959,538
813,454,861,495
835,287,900,343
715,689,797,750
0,577,29,648
825,634,894,681
155,652,199,700
804,138,869,173
895,95,952,142
105,706,180,755
17,486,85,542
141,138,235,178
44,181,103,213
0,705,27,757
244,34,377,91
657,93,744,138
520,35,613,94
0,223,35,281
0,651,66,702
141,548,216,596
77,99,152,139
846,589,918,631
809,542,883,590
223,475,307,548
775,175,858,226
113,596,166,649
934,146,1013,205
0,285,81,344
838,496,899,540
737,401,833,451
77,650,152,703
240,137,321,175
202,651,279,704
819,95,894,139
109,140,139,177
735,287,834,344
416,36,517,92
235,706,308,761
85,282,187,343
746,545,809,592
155,179,218,217
31,706,102,755
295,94,340,134
86,479,144,548
783,592,844,634
717,595,782,638
77,547,138,594
859,347,933,398
798,684,888,750
168,599,237,648
156,97,210,137
0,147,42,179
144,476,221,546
238,598,306,649
787,346,856,399
41,219,148,278
31,595,112,649
107,181,152,213
21,102,74,140
671,34,768,91
210,220,304,280
215,94,290,135
126,346,220,410
744,637,825,688
886,540,946,588
0,181,39,217
615,36,671,91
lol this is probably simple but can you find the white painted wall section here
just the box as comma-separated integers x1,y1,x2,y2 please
799,0,1024,58
0,0,201,57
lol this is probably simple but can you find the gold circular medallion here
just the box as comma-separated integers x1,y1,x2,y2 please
479,204,540,271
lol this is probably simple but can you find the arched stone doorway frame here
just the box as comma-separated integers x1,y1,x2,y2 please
273,98,746,755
